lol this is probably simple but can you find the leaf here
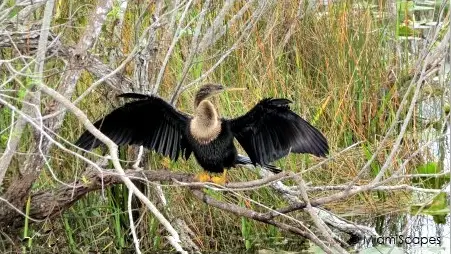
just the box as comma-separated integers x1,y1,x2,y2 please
362,144,380,177
416,162,439,174
433,214,447,224
428,193,448,209
81,175,91,184
413,162,449,189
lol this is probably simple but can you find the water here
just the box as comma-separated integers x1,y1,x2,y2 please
355,214,450,253
355,62,451,253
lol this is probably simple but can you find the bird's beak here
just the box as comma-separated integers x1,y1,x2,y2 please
225,87,247,92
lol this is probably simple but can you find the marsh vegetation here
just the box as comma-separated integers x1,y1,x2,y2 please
0,0,449,253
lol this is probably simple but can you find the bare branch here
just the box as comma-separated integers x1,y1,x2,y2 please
295,175,347,253
0,0,55,184
128,191,141,254
0,0,115,235
152,0,194,94
169,0,212,104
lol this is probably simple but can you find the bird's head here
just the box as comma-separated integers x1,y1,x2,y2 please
194,83,246,107
196,83,225,98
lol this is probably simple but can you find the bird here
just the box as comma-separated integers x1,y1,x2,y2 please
75,83,329,184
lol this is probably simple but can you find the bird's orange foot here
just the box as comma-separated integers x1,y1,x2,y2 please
196,172,211,182
211,170,227,186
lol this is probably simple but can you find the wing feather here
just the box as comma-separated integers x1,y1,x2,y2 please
75,93,191,161
227,98,328,166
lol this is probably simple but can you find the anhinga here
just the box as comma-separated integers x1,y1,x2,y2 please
75,84,329,184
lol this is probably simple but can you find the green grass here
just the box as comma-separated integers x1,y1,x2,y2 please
1,0,447,252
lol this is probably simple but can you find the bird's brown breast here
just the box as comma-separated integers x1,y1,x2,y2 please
190,100,222,144
189,118,222,145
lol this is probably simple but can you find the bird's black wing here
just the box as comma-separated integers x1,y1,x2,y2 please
75,93,192,161
226,98,329,166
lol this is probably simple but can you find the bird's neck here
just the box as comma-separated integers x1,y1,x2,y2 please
194,93,208,108
190,100,221,144
195,100,218,125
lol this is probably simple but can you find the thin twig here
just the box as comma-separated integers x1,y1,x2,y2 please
152,0,194,94
128,191,141,254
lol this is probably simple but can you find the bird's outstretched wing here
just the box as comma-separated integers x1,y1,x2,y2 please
227,98,329,166
75,93,192,161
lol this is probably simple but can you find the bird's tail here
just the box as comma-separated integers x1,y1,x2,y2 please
235,154,282,174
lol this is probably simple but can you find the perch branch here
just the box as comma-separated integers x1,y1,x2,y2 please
1,164,424,240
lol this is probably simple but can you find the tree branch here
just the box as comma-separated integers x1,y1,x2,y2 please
0,169,192,230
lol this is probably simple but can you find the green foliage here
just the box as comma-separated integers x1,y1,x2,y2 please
241,217,252,250
413,162,450,189
416,162,439,174
411,193,450,224
62,214,77,252
22,196,32,252
363,144,380,177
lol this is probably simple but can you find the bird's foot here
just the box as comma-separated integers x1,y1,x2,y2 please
211,170,227,186
196,172,211,182
211,176,226,185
